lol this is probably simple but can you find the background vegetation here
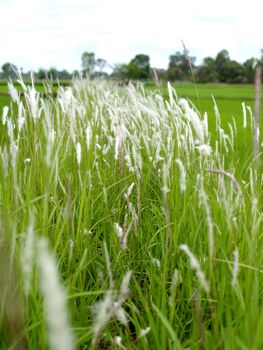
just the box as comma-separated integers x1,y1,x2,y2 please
1,48,262,83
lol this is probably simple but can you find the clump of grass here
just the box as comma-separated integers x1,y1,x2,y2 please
0,76,262,349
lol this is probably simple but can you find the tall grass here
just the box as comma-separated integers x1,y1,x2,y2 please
0,76,263,349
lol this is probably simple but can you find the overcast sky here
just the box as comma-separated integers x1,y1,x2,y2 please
0,0,262,72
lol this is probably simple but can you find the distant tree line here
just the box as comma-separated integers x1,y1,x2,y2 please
0,63,76,81
109,49,262,84
0,49,262,83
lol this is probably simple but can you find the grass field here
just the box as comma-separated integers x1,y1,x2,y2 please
147,82,263,127
1,80,262,126
0,78,263,349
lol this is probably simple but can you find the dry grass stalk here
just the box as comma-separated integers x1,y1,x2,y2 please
206,168,242,195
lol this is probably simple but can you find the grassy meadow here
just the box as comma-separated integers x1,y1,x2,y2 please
148,82,263,127
0,77,263,349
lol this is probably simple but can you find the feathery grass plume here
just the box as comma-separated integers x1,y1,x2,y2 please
196,144,212,156
104,242,114,288
152,69,161,88
169,269,179,307
2,145,8,178
167,82,177,107
206,168,242,196
114,336,122,347
203,112,209,138
17,101,25,133
45,128,56,167
242,102,247,128
7,118,14,143
179,98,204,143
114,222,127,250
151,257,161,268
179,244,209,293
231,115,237,136
85,124,92,150
91,268,132,345
138,327,151,339
251,197,259,235
25,81,40,123
2,106,9,125
256,126,260,150
128,201,139,229
162,155,172,194
133,151,142,180
124,183,134,200
69,239,74,261
246,105,253,129
10,142,18,177
37,238,75,350
212,96,221,132
231,248,239,288
8,82,19,104
76,142,81,166
175,158,186,193
228,122,234,146
249,167,255,197
215,140,219,160
21,211,35,296
92,290,115,345
219,127,230,153
119,270,132,302
95,161,103,185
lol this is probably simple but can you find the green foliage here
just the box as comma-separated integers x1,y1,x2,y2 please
196,57,217,83
167,66,184,81
215,49,230,82
37,68,47,80
128,54,151,80
36,68,72,81
168,51,195,80
243,58,257,83
220,60,245,83
111,63,129,79
47,66,59,80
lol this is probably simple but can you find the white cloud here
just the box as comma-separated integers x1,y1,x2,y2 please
0,0,262,72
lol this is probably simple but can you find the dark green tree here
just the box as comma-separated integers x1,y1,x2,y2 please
127,54,151,80
220,60,245,83
243,58,257,83
111,64,129,79
58,70,72,80
47,67,58,80
196,57,217,82
215,50,230,82
37,68,47,80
